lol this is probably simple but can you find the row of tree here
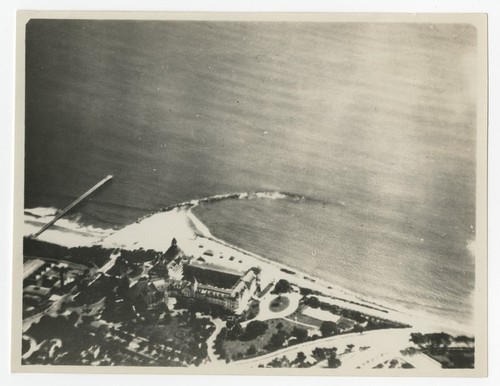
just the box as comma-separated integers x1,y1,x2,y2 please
23,238,113,268
265,350,341,368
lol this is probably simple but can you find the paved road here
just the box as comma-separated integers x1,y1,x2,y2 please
96,251,120,274
21,335,38,361
231,328,414,368
22,290,74,332
204,318,226,365
331,330,424,369
255,293,302,321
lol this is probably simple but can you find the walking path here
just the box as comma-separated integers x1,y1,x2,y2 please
231,328,413,368
333,331,429,370
97,251,120,274
283,317,319,330
205,318,226,365
21,336,38,361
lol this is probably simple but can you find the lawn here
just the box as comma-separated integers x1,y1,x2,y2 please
128,311,215,365
288,304,326,328
290,311,324,328
221,318,313,361
288,304,357,333
124,314,215,366
269,296,290,313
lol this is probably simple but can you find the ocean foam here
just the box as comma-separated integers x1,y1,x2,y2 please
467,238,476,258
24,207,114,247
254,192,288,200
24,207,59,218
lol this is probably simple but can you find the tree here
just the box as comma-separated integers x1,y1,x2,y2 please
267,330,287,350
410,332,426,346
427,333,452,349
67,311,79,326
117,275,130,298
272,279,292,294
246,345,257,356
327,352,341,368
320,321,338,337
305,296,321,308
400,347,418,356
227,322,243,340
353,324,364,334
294,351,307,367
454,335,475,347
300,287,314,296
243,320,268,340
312,347,326,361
291,327,308,342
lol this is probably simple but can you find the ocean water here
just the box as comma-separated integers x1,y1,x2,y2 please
24,20,477,327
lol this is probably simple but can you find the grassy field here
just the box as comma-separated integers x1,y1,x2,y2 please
125,310,215,366
222,318,314,361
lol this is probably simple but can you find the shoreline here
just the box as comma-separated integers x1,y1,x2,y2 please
182,200,473,335
184,208,471,335
24,212,112,248
23,203,472,336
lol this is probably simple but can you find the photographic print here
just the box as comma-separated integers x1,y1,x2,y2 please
12,12,487,376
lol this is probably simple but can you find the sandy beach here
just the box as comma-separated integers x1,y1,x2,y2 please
24,209,113,248
24,204,470,335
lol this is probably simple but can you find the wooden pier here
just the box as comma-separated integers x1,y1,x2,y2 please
31,175,113,239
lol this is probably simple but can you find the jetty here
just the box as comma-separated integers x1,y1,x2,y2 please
31,175,113,239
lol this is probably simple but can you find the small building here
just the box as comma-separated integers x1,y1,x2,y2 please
150,278,168,292
166,254,191,281
23,259,46,280
24,285,51,297
302,306,342,323
128,279,164,312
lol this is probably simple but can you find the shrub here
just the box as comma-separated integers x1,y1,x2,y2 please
327,352,341,368
291,327,308,342
246,345,257,356
242,320,268,341
304,296,321,308
271,279,292,294
266,330,287,350
320,321,338,337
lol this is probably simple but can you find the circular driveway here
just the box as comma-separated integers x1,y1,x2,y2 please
269,296,290,313
255,292,302,321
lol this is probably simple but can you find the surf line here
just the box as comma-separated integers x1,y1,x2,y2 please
30,175,113,239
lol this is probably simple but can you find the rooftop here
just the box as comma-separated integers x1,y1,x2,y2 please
23,259,45,280
183,263,242,290
302,306,342,323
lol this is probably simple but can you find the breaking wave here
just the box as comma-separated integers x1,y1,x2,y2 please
24,191,311,237
24,207,114,239
158,190,310,213
24,207,59,218
23,190,323,248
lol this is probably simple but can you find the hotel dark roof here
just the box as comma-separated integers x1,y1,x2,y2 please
183,264,241,290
